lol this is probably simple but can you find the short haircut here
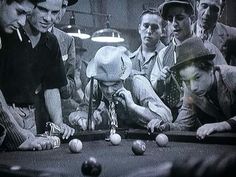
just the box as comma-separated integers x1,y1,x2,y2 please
177,59,214,76
197,0,225,9
139,8,162,24
6,0,37,5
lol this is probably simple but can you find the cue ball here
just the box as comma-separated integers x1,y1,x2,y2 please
132,140,146,155
156,133,168,147
69,139,83,153
110,133,121,145
81,157,102,176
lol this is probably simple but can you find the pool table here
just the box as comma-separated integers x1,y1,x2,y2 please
0,129,236,177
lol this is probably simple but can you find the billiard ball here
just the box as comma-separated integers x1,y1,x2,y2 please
110,133,121,145
81,157,102,176
132,140,146,155
155,133,168,147
69,139,83,153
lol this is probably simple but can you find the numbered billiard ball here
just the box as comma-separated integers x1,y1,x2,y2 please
69,139,83,153
132,140,146,155
110,133,121,145
156,133,168,147
81,157,102,176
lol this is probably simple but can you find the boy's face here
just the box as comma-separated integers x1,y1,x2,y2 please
0,0,34,33
180,65,213,97
197,0,221,29
99,81,123,101
166,6,192,42
138,13,162,48
27,0,62,33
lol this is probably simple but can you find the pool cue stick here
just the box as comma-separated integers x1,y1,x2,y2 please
87,77,94,131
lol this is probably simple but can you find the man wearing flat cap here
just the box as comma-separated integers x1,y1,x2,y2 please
69,46,172,132
150,0,226,123
153,37,236,139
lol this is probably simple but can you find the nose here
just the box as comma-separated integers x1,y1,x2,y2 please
172,17,178,27
106,87,114,95
203,6,210,16
190,81,198,93
146,25,152,34
43,12,52,22
18,15,27,27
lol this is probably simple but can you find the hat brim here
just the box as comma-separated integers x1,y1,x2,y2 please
68,0,78,6
170,54,216,71
159,1,193,20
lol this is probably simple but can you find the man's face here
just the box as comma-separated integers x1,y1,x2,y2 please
138,13,162,48
99,81,123,101
166,6,192,42
180,65,213,97
55,0,68,24
0,0,34,33
28,0,62,33
197,0,221,29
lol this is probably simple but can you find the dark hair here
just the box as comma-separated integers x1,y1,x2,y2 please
6,0,37,5
139,8,162,24
176,59,214,77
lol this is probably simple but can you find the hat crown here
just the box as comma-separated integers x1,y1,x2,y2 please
86,46,132,81
172,37,215,70
158,0,193,20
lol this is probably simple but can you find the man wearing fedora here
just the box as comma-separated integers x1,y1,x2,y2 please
130,8,165,81
150,37,236,139
193,0,236,65
150,0,226,123
69,46,172,131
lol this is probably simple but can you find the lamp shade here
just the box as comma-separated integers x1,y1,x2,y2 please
62,14,90,39
63,25,90,39
91,28,124,43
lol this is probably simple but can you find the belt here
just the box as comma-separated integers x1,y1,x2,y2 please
8,103,35,109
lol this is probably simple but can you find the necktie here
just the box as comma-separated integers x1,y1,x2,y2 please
108,101,118,135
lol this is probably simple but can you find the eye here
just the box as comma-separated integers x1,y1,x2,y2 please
16,9,26,16
167,16,173,23
143,23,149,29
176,15,185,21
52,10,59,15
211,6,220,13
201,3,208,9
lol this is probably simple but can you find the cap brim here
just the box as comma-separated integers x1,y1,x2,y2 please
159,1,193,20
170,54,216,71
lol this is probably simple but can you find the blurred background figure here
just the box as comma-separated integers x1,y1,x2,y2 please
193,0,236,65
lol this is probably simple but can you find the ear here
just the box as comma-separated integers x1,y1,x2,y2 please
196,1,200,11
138,24,141,34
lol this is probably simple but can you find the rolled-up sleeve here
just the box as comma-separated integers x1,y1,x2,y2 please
130,75,173,125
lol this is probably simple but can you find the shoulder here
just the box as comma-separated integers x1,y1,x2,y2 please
131,75,151,86
53,27,73,41
215,65,236,90
130,46,141,59
216,23,236,37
